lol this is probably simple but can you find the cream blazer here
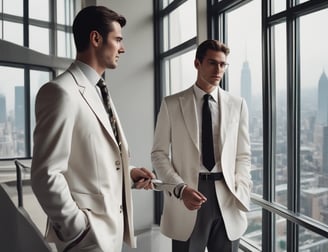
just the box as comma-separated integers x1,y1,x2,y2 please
31,63,136,251
151,86,252,241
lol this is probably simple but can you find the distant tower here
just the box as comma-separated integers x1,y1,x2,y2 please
318,71,328,125
323,126,328,176
15,86,24,131
0,94,6,123
240,60,252,114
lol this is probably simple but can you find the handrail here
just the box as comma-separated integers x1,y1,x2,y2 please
14,159,31,207
251,193,328,238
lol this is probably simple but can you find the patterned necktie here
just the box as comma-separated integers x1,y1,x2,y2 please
96,79,121,148
202,94,215,171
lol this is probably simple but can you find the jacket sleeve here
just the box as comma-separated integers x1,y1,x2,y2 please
31,83,86,241
151,99,185,188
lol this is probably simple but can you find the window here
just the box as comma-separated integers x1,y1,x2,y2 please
0,66,52,159
0,0,79,160
209,0,328,250
163,0,196,51
299,7,328,228
225,0,263,247
156,0,197,97
1,0,76,58
153,0,197,224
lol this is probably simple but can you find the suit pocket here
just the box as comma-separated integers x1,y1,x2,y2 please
64,210,102,252
65,226,101,252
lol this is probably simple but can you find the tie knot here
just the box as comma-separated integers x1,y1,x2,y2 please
96,78,106,89
204,94,211,101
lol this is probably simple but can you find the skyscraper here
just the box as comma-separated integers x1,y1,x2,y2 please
0,94,6,123
240,60,252,116
317,71,328,125
15,86,24,131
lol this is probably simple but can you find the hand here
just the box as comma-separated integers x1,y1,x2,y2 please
130,168,156,190
181,186,207,210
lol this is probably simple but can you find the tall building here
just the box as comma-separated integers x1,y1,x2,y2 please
323,126,328,176
14,86,25,131
317,71,328,125
0,94,6,123
240,60,252,114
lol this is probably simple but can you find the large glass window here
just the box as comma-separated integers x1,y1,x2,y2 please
163,0,196,51
0,66,52,159
299,8,328,229
225,0,263,247
0,66,25,158
273,23,287,208
1,0,76,58
208,0,328,250
154,0,197,225
164,49,196,95
2,21,23,45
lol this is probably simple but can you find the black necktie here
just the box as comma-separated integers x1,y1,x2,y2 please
96,79,120,147
202,94,215,171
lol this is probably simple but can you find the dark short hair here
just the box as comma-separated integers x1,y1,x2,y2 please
195,40,230,62
73,6,126,52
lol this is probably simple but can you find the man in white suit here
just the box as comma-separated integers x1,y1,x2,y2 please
31,6,155,252
151,40,252,252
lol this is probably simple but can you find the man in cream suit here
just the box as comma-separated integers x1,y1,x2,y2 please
151,40,252,252
31,6,154,252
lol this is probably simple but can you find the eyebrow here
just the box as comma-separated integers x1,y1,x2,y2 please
207,59,226,63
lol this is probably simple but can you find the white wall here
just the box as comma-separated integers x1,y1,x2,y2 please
98,0,155,231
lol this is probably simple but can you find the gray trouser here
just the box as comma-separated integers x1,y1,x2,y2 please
172,179,239,252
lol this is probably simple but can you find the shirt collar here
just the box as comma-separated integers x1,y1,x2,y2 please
193,84,218,103
75,60,102,86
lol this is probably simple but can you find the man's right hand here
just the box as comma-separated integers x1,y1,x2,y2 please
181,186,207,210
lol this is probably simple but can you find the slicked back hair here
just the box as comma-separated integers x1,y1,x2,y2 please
73,6,126,52
195,40,230,63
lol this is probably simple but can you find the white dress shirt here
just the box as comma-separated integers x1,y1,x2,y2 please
193,84,221,173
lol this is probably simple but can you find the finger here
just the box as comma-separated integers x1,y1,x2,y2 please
194,191,207,202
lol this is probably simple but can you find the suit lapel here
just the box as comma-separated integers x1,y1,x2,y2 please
179,87,199,150
219,88,231,147
67,64,118,146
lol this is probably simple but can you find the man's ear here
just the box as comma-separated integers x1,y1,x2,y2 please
194,59,200,69
90,31,102,47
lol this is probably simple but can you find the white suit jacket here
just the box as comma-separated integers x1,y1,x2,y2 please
31,62,136,251
151,86,252,241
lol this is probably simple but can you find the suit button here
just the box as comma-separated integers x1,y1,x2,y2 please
115,160,120,165
116,167,120,171
120,205,123,213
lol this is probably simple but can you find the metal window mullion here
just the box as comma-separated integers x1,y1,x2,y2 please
50,0,57,56
286,0,300,250
153,0,164,226
23,0,28,47
262,0,275,251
